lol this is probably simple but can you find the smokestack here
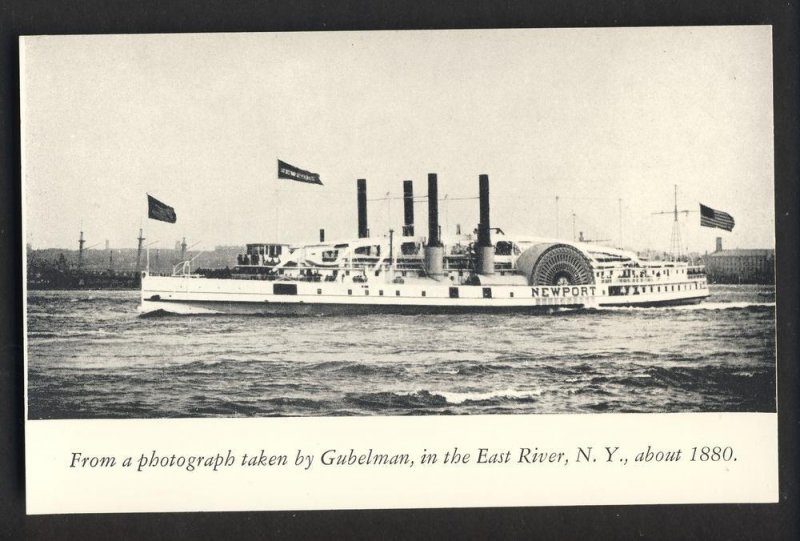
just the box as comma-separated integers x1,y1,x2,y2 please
357,178,368,238
716,237,722,252
402,180,414,236
477,174,494,274
427,174,440,246
424,173,444,278
319,229,325,242
478,174,491,246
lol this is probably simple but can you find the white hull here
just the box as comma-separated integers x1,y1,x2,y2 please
139,274,710,315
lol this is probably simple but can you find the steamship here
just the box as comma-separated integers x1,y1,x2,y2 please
139,174,709,315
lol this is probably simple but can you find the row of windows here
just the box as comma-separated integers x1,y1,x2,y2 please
313,287,585,299
297,283,705,299
595,267,687,279
609,282,701,296
329,288,426,297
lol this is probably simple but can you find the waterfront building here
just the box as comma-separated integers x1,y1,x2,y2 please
704,237,774,284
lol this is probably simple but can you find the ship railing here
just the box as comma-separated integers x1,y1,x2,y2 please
168,262,201,278
172,261,194,276
602,273,707,285
601,277,654,285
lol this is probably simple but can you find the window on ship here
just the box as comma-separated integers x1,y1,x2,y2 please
495,241,513,256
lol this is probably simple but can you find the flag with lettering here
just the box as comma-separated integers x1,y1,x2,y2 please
147,194,177,224
700,203,734,231
277,159,322,185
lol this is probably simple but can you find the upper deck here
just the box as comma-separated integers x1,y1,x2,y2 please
221,232,706,290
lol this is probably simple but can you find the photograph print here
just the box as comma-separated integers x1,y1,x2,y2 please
23,27,776,420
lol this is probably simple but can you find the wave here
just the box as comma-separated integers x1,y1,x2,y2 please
343,389,544,410
28,328,114,340
307,360,405,376
435,388,542,404
69,297,97,303
138,309,172,319
344,391,448,410
596,301,774,313
644,365,774,391
455,363,514,375
263,397,328,409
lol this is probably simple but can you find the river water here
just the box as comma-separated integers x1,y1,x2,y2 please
26,285,776,419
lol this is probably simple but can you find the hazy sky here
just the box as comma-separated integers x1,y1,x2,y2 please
21,27,774,253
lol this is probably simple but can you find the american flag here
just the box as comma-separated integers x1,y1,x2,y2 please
700,204,734,231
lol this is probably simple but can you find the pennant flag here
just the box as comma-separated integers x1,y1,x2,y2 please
278,159,322,185
700,203,734,231
147,194,177,224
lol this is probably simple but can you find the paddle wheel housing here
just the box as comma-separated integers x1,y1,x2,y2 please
516,243,595,286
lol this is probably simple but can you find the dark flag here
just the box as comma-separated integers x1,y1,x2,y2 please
278,159,323,185
700,203,734,231
147,194,177,224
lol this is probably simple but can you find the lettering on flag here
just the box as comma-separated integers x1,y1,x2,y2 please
147,195,177,224
699,204,734,231
277,160,322,185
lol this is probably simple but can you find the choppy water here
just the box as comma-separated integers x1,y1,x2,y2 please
26,285,776,419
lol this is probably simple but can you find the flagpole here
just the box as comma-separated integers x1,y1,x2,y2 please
275,182,281,242
386,192,391,234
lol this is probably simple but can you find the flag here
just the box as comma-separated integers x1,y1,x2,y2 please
278,159,322,185
700,203,734,231
147,194,177,224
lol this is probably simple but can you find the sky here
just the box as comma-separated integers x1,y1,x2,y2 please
21,27,774,254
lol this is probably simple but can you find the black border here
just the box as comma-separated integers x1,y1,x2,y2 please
2,1,797,539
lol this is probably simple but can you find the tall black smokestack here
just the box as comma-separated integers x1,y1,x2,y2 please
424,173,444,278
402,180,414,236
427,174,440,246
357,178,368,238
478,174,490,247
319,229,325,242
477,174,494,274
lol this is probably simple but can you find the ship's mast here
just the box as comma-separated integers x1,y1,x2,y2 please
571,211,576,242
78,229,86,270
181,236,187,261
555,196,560,238
668,185,683,260
136,228,145,272
652,185,695,261
388,228,395,280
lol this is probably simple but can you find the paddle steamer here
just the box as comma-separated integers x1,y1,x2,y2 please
139,174,709,315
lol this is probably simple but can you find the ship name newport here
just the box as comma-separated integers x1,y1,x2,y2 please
531,285,597,298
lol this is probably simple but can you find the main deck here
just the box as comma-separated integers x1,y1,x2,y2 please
139,273,709,315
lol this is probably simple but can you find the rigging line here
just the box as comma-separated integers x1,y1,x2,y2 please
275,189,615,202
435,196,479,201
366,195,480,202
546,196,626,202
